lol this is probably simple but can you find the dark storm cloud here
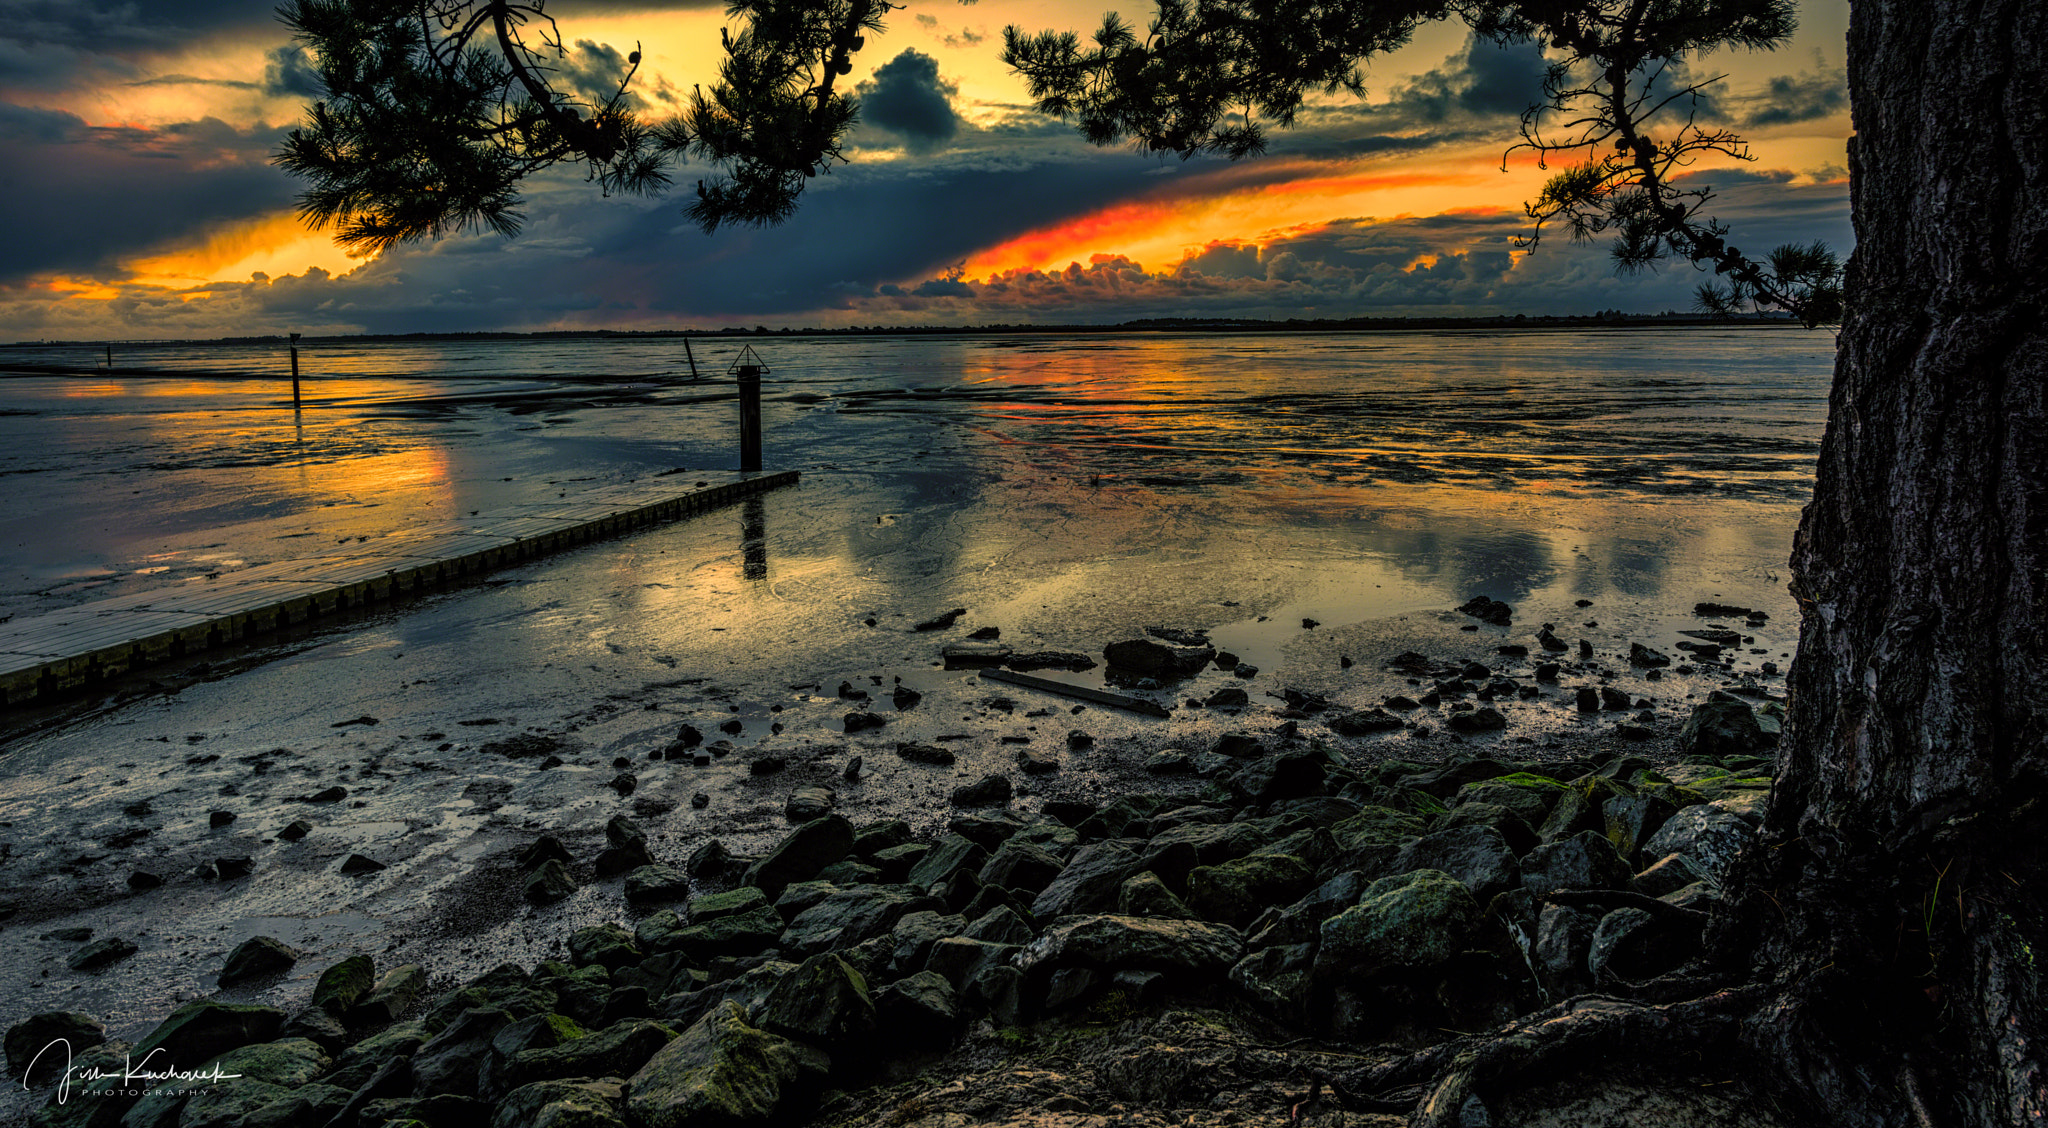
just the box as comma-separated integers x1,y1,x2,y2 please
1382,32,1551,124
855,49,959,154
263,44,323,98
0,103,290,283
1739,64,1848,126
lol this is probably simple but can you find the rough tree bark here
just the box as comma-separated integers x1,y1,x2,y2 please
1717,0,2048,1123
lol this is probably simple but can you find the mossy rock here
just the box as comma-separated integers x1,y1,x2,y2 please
1314,869,1483,981
622,1002,829,1128
1186,854,1315,928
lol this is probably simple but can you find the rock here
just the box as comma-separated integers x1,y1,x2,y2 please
1642,804,1757,881
623,1001,829,1128
1186,854,1314,927
743,815,855,899
511,1019,677,1087
1327,708,1405,735
219,936,300,984
66,937,137,971
626,865,693,903
280,1006,350,1052
276,819,313,842
412,1006,515,1097
133,1000,285,1069
1632,853,1711,898
757,954,875,1052
1116,872,1195,919
1209,732,1265,758
1389,826,1520,902
347,963,428,1027
949,774,1012,807
1144,749,1193,774
964,905,1036,946
843,712,886,733
1679,697,1771,758
1030,840,1147,919
125,871,162,892
1532,904,1601,999
779,885,938,956
941,641,1012,669
1446,706,1508,732
977,838,1065,896
1628,643,1671,668
1521,831,1634,899
5,1012,105,1083
1103,638,1215,676
905,835,989,891
892,685,923,710
1015,915,1245,980
1601,790,1681,861
894,741,956,766
570,924,642,971
914,608,968,631
130,1037,330,1128
1315,870,1483,981
490,1079,627,1128
310,954,376,1014
1007,650,1097,672
1457,596,1513,626
1599,686,1632,711
1574,686,1600,712
1226,750,1326,805
339,853,386,875
784,787,835,823
686,840,744,884
690,889,769,924
525,859,579,903
609,772,639,797
948,809,1030,849
1202,686,1250,710
1016,749,1060,774
874,971,958,1046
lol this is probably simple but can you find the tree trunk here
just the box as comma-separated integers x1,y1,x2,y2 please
1722,0,2048,1123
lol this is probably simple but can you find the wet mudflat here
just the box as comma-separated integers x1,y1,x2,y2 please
0,327,1828,1096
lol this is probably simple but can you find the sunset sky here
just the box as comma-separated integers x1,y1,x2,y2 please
0,0,1851,340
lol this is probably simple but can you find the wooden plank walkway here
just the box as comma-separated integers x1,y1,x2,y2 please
0,469,799,706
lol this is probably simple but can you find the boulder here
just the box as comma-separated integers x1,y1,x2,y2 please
874,971,958,1046
132,1001,284,1069
756,954,876,1052
949,775,1013,808
1315,870,1483,982
1226,751,1326,805
688,887,769,923
1103,638,1214,676
978,839,1065,896
1521,831,1633,899
887,910,969,973
904,835,988,891
1030,840,1147,918
778,886,938,957
742,816,855,900
947,810,1029,850
65,938,137,971
509,1018,677,1086
623,1002,829,1128
524,859,579,903
1116,872,1195,920
1185,854,1314,928
218,937,299,985
1531,904,1600,999
1014,915,1245,979
1389,826,1520,903
6,1012,104,1083
411,1006,514,1097
784,787,835,824
489,1079,627,1128
1641,804,1757,881
625,865,693,903
569,924,641,971
1679,697,1769,759
646,905,785,962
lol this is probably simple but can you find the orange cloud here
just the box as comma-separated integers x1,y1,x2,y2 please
125,211,371,289
963,154,1544,278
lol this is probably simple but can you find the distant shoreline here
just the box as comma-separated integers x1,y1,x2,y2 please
3,314,1814,355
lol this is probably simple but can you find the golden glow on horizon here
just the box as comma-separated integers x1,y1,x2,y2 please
125,212,373,290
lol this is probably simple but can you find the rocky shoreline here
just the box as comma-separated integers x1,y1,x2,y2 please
3,597,1792,1127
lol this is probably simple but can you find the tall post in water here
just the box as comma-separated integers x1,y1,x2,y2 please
729,345,766,473
289,332,302,407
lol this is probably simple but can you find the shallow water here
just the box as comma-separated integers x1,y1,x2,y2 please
0,326,1831,1053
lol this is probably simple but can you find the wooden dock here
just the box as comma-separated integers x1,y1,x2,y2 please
0,469,799,706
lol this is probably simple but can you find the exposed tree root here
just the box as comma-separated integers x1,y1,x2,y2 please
1324,986,1766,1126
